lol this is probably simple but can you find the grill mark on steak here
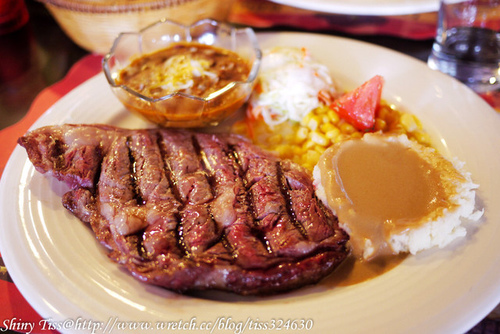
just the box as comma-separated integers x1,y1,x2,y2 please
90,146,103,197
160,130,221,259
277,161,308,239
191,137,229,254
281,160,336,243
227,144,275,255
127,131,183,260
98,136,144,236
190,134,213,186
154,133,188,259
195,133,274,268
126,136,145,206
155,133,182,205
230,139,318,258
18,124,349,295
53,138,66,170
96,135,152,263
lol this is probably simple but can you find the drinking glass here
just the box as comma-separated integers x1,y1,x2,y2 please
427,0,500,102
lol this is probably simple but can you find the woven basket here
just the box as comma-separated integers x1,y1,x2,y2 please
39,0,235,54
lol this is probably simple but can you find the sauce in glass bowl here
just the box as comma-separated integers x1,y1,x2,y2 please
103,19,261,128
117,42,250,100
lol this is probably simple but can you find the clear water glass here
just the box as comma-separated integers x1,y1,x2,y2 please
428,0,500,105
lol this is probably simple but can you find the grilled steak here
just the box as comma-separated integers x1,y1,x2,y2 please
18,124,349,295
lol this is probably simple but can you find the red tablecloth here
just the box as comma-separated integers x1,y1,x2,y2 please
0,54,102,334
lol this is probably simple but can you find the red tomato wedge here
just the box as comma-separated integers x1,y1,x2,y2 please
331,75,384,131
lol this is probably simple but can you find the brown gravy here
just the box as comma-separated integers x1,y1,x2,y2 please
317,134,454,260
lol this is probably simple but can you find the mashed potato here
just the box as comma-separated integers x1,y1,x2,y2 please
313,133,483,260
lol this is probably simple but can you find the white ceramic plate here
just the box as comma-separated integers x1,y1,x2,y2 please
1,32,500,334
268,0,439,15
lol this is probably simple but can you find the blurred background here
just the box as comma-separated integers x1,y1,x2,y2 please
0,0,87,129
0,0,437,130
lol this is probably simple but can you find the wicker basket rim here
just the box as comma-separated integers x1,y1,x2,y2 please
37,0,198,13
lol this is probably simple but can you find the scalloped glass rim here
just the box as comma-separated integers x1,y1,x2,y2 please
102,18,262,104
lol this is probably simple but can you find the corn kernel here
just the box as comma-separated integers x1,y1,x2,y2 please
292,146,303,156
350,132,362,139
315,105,329,114
377,105,390,119
413,130,431,146
380,107,399,127
284,133,295,142
325,128,341,140
296,127,309,142
301,113,313,127
305,150,322,164
320,122,336,133
315,146,326,155
274,145,291,157
340,122,356,135
307,116,321,131
303,140,316,150
310,131,329,146
413,115,423,129
327,110,340,124
400,113,418,132
374,118,387,131
337,134,350,142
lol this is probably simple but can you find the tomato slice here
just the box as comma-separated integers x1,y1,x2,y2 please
331,75,384,131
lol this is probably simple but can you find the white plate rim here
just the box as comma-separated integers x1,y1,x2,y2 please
1,32,500,334
267,0,439,15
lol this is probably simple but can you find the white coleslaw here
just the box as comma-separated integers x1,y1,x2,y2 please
248,47,336,126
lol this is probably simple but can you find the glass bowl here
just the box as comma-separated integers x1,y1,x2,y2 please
102,18,261,128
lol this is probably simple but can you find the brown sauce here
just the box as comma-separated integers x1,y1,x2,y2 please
115,42,252,127
317,134,454,260
117,42,250,99
325,254,407,287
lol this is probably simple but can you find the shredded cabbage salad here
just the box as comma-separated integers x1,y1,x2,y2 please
248,47,336,126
